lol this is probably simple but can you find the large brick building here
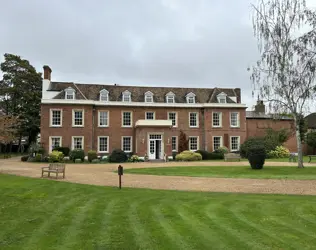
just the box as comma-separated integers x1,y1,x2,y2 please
40,65,297,159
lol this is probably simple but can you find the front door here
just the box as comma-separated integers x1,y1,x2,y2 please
148,134,163,160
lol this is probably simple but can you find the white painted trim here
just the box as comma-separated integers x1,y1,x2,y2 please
212,112,222,128
168,111,178,127
145,111,155,120
230,112,240,128
41,99,247,108
98,110,109,127
49,136,62,153
189,136,199,151
189,112,199,128
230,136,240,152
122,90,131,102
97,136,109,153
71,136,84,150
49,109,63,127
72,109,84,127
121,136,133,153
121,111,133,127
171,136,178,152
212,136,223,151
65,87,75,100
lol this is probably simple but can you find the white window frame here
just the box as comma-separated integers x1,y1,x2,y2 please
172,136,178,152
168,112,177,127
99,89,109,102
49,136,62,153
72,136,84,150
122,111,133,127
145,91,154,103
189,112,199,128
212,112,222,128
98,136,109,153
186,92,196,104
189,136,199,151
122,136,132,152
122,90,131,102
145,111,155,120
212,136,223,151
50,109,63,127
165,92,175,103
65,87,75,100
217,92,227,103
72,109,84,127
98,110,109,127
230,112,240,128
230,136,240,152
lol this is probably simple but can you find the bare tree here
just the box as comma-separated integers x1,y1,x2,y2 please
250,0,316,168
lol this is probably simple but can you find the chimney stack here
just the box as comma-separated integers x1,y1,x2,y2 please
43,65,52,80
255,100,265,113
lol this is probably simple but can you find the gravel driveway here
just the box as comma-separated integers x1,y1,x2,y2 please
1,158,316,195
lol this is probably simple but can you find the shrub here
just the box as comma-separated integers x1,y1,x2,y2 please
108,149,128,163
88,150,98,162
267,146,290,158
207,152,224,160
49,151,64,163
37,147,45,155
35,153,42,162
240,137,265,158
54,147,70,156
21,155,29,162
92,159,100,163
70,149,85,162
195,150,209,160
75,159,82,163
175,150,202,161
101,155,108,161
248,144,266,170
214,146,229,155
129,155,139,162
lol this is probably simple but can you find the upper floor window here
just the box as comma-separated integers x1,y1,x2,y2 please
217,92,227,103
100,89,109,102
50,109,62,127
72,136,84,150
230,112,239,127
146,111,155,120
98,111,109,127
72,109,84,127
212,112,222,127
189,136,199,151
65,87,75,100
122,111,132,127
168,112,177,127
189,112,199,128
186,92,196,103
145,91,154,103
166,91,175,103
122,90,131,102
213,136,222,151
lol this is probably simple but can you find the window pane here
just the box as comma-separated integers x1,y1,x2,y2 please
123,94,131,102
100,94,108,102
213,113,221,127
213,137,221,151
167,96,174,103
189,113,197,127
189,137,198,151
230,112,238,127
145,95,153,102
73,137,83,150
99,137,108,152
123,112,131,126
168,112,176,126
51,110,61,126
146,112,154,120
99,111,108,126
74,111,83,126
51,137,61,150
122,137,132,152
231,137,239,151
172,137,177,151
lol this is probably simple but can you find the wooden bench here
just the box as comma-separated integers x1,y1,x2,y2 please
41,163,66,179
307,155,316,163
224,153,241,162
289,152,298,162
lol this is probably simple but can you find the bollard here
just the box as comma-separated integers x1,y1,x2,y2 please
118,165,123,189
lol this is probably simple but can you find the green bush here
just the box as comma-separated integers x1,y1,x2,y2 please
49,151,64,163
240,137,265,158
195,150,209,160
21,155,29,162
91,159,100,163
54,147,70,156
214,146,229,155
70,149,85,162
108,149,128,163
101,155,108,162
128,155,139,162
35,153,42,162
207,152,224,160
248,145,266,170
75,159,82,163
175,151,202,161
88,150,98,162
267,146,290,158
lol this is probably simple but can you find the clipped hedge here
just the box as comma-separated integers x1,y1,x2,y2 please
176,151,202,161
70,149,85,162
88,150,98,162
49,151,64,163
108,149,128,163
54,147,70,156
195,150,209,160
248,144,266,170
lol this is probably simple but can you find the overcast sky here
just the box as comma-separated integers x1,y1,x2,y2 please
0,0,315,111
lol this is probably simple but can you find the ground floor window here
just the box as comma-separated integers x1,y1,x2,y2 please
230,136,240,151
50,137,62,151
72,136,84,150
172,136,178,152
213,136,222,151
122,136,132,152
189,136,199,151
98,136,109,153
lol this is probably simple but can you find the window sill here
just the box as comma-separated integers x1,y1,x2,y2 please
98,151,109,153
50,125,62,128
230,126,240,128
72,125,84,128
122,126,133,128
98,125,109,128
189,126,199,128
212,126,222,128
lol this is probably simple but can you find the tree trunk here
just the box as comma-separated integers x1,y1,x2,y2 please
295,122,304,168
18,133,22,153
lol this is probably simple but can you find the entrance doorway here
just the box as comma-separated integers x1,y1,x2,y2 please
148,134,163,160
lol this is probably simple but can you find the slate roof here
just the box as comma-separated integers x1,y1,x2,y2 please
48,82,241,103
246,111,293,120
305,113,316,129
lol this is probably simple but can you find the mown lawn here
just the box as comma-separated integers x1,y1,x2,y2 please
1,174,316,250
124,166,316,180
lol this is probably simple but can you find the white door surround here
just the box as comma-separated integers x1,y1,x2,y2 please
147,133,164,160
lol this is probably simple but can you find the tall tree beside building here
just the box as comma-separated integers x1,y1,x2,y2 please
178,130,189,153
249,0,316,168
0,54,42,147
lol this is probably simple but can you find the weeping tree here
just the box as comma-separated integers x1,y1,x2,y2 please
249,0,316,168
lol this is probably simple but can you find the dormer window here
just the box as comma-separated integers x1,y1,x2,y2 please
145,91,154,103
65,87,75,100
166,91,175,103
122,90,131,102
186,92,196,104
217,92,227,103
100,89,109,102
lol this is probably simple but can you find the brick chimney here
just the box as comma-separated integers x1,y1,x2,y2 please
43,65,52,80
255,100,265,113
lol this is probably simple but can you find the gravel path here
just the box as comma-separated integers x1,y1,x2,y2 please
1,158,316,195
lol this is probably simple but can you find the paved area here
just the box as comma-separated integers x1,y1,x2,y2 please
1,157,316,195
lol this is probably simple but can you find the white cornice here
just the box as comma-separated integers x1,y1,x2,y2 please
41,99,247,108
